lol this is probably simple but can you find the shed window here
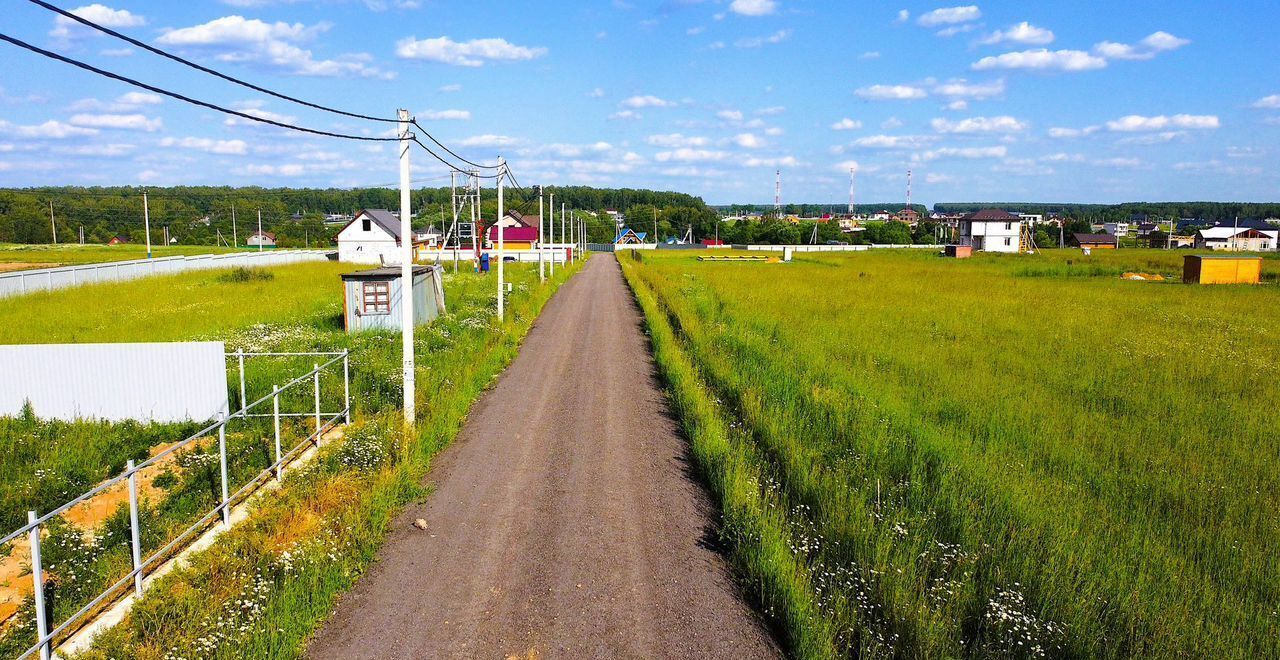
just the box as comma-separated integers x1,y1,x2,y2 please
1005,222,1012,231
362,281,390,315
1004,237,1012,246
362,218,372,232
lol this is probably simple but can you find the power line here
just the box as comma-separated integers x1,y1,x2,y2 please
409,136,502,178
0,32,401,142
411,120,500,170
25,0,399,125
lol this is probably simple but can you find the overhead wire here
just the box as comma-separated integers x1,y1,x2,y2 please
24,0,400,125
410,120,500,170
0,32,401,142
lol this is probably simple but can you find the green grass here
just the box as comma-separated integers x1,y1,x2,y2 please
0,261,357,344
0,257,583,659
0,243,239,269
620,248,1280,659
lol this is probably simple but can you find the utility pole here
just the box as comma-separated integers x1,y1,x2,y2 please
548,191,556,276
538,186,545,282
231,205,238,248
398,108,416,426
1166,219,1173,250
654,207,658,246
49,201,56,245
560,202,566,263
256,209,263,252
497,156,506,320
79,225,84,245
142,190,152,259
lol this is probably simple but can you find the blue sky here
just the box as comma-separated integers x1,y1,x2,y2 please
0,0,1277,205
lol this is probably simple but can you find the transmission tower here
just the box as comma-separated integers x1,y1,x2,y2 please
774,169,781,213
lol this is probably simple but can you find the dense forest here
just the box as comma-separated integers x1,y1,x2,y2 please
932,202,1280,225
0,185,710,247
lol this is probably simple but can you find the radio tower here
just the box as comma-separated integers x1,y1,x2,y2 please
906,168,913,212
848,167,856,215
774,170,782,213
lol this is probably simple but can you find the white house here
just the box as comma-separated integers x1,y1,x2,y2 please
245,230,276,248
1017,213,1045,225
337,209,410,265
1195,227,1277,252
1103,222,1131,236
957,209,1023,253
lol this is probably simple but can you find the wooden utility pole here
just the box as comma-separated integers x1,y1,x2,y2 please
49,201,56,245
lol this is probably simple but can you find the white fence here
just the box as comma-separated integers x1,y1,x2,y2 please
1,351,350,660
0,250,332,299
426,247,571,264
0,342,230,423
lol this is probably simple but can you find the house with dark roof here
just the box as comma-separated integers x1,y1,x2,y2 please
336,209,411,265
107,235,131,246
956,209,1023,253
1072,233,1119,250
246,230,276,248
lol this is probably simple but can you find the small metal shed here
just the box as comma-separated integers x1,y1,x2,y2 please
341,265,447,332
1182,255,1262,285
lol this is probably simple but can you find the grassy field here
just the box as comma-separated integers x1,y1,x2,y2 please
620,248,1279,659
0,243,240,271
0,257,582,658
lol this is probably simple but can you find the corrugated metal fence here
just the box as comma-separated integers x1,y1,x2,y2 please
0,250,333,299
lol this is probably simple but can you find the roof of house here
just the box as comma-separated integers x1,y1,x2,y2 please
1196,227,1274,239
346,209,402,240
1217,218,1278,230
963,209,1021,222
1073,233,1118,244
486,224,539,241
341,265,435,281
250,230,276,240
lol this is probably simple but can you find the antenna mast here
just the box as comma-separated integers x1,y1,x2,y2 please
848,167,856,215
774,169,781,213
906,168,912,212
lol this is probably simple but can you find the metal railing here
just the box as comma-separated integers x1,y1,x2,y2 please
2,350,351,660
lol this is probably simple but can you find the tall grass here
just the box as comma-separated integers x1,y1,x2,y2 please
0,258,583,658
621,248,1280,659
0,244,238,269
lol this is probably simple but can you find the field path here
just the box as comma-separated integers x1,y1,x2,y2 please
306,255,779,659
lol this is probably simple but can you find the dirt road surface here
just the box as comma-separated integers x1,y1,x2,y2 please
306,255,780,659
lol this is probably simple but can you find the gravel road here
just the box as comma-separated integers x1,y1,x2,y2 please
306,255,780,659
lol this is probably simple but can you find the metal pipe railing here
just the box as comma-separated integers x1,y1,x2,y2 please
5,351,352,660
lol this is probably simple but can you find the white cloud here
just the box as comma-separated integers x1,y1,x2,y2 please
647,133,710,148
1094,32,1190,61
159,16,389,78
741,155,799,168
918,145,1007,161
756,106,786,116
736,29,792,48
0,119,98,139
972,49,1107,72
946,100,968,111
587,87,605,98
608,110,641,121
50,4,146,40
1250,95,1280,109
100,47,134,57
717,109,745,121
687,27,705,36
54,143,135,157
917,5,981,27
69,92,163,112
417,109,471,120
881,117,905,130
69,113,163,131
855,84,928,100
925,173,955,184
1104,114,1219,132
394,36,546,67
1048,126,1100,138
239,163,307,177
859,51,881,60
852,134,935,149
1039,153,1085,163
224,107,298,127
936,23,979,37
159,136,249,155
980,22,1054,46
621,95,676,108
733,133,765,148
831,118,863,131
834,159,877,174
1116,131,1186,145
729,0,777,16
895,9,910,24
457,134,518,147
931,115,1027,133
1093,157,1142,168
654,148,729,162
932,78,1005,99
764,126,785,136
439,83,462,92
